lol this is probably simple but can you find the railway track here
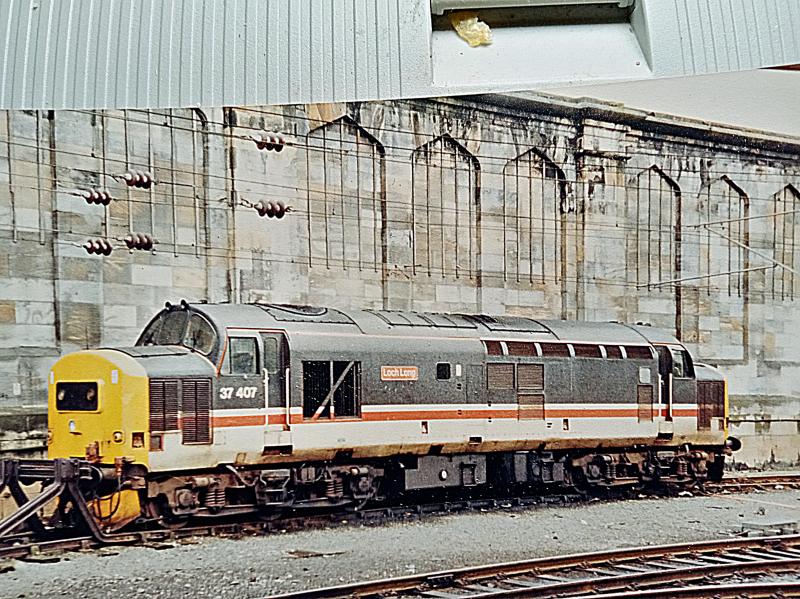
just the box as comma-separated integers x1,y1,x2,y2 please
0,471,798,564
705,471,800,491
0,492,582,561
269,534,800,599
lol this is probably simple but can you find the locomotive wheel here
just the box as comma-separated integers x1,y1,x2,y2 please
146,498,190,530
568,466,592,495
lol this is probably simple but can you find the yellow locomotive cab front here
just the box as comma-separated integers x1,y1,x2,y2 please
48,349,150,469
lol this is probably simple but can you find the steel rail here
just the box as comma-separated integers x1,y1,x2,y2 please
268,534,800,599
569,582,800,598
713,473,800,485
417,558,800,599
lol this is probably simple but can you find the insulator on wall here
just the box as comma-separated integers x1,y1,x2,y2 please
254,200,289,219
124,232,155,251
81,188,113,205
122,170,156,189
83,238,113,256
254,133,286,152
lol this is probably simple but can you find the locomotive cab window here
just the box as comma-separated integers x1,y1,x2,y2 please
436,363,451,380
671,349,694,378
56,382,98,411
184,314,217,355
228,337,258,375
263,337,279,374
139,310,189,346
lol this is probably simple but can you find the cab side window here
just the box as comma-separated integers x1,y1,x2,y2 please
263,337,279,374
671,350,694,378
229,337,258,375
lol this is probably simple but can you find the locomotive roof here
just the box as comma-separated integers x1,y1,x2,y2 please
178,302,679,346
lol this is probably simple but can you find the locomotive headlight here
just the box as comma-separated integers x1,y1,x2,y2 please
112,431,124,443
68,420,77,434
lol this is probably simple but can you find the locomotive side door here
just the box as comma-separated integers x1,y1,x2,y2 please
655,346,673,425
219,332,265,411
260,332,289,431
261,332,293,451
216,332,267,449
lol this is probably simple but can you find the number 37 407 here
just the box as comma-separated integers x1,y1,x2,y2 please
219,386,258,400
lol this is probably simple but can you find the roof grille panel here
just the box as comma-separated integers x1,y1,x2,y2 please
366,310,476,329
256,304,355,325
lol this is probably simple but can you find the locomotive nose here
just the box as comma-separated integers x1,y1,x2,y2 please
48,349,149,467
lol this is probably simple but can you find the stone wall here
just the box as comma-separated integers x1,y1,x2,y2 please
1,95,799,466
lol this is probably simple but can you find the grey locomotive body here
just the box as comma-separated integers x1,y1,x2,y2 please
50,301,732,523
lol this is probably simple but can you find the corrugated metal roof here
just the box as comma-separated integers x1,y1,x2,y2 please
1,0,798,110
0,0,415,109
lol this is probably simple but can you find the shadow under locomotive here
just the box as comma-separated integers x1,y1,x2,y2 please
0,302,740,539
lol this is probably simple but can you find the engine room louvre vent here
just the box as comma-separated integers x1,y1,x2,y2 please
573,344,602,358
637,385,654,422
181,378,212,444
697,381,725,430
487,363,515,389
517,364,544,389
624,346,654,360
506,341,536,356
149,379,179,432
518,393,545,420
540,343,571,357
483,340,503,355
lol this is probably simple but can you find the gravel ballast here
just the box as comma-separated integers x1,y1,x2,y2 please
2,488,799,598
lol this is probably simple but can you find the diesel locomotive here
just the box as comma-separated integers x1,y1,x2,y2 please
45,302,735,530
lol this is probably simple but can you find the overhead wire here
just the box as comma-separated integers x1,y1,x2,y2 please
83,102,800,165
5,173,798,257
2,134,799,223
0,223,747,294
3,106,800,192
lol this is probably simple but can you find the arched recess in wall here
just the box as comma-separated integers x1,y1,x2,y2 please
625,165,683,336
305,116,386,271
190,109,210,260
699,175,750,362
626,165,682,288
770,184,800,301
410,133,480,280
501,148,567,285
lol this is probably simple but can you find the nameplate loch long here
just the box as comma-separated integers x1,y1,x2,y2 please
381,366,419,381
